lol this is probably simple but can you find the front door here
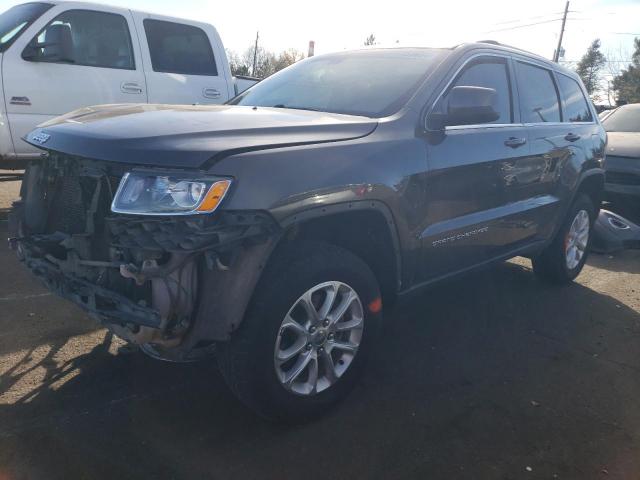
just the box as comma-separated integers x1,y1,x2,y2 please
419,55,531,282
2,5,147,157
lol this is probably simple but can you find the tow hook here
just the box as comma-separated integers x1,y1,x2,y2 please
7,237,24,260
7,237,19,251
119,254,194,285
119,262,151,286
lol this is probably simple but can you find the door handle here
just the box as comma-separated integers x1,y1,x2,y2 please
203,88,221,99
121,82,143,94
564,133,581,142
504,137,527,148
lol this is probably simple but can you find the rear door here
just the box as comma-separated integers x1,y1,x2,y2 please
506,60,579,242
132,14,232,105
420,54,531,281
3,5,147,157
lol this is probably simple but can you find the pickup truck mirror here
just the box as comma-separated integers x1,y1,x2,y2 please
429,86,500,130
22,24,74,63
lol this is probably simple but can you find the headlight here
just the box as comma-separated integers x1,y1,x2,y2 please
111,172,232,215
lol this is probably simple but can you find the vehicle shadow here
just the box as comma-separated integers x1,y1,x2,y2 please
1,262,640,479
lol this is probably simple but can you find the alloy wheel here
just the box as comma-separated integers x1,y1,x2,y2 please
565,209,590,270
273,281,364,396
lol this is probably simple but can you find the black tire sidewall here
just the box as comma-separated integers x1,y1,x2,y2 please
221,242,382,420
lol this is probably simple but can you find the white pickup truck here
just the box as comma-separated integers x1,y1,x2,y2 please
0,1,258,169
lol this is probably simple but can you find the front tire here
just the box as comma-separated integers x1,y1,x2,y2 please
532,194,596,283
217,241,382,421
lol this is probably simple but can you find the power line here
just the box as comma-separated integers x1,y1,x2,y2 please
484,18,562,34
492,12,565,26
561,60,633,63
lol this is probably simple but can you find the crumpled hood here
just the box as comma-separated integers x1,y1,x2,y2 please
25,104,378,169
606,132,640,159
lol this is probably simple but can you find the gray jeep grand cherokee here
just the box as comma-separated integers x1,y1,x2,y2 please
10,42,606,420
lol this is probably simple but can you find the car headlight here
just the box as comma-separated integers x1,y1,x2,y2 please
111,172,232,215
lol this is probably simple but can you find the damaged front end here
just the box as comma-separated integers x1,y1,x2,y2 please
9,154,280,361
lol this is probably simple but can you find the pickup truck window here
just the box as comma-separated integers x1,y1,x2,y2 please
516,61,561,123
230,49,445,118
144,19,217,76
557,74,593,123
0,2,52,53
434,58,513,125
23,9,135,70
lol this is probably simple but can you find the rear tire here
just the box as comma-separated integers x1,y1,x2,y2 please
532,194,596,283
217,241,382,421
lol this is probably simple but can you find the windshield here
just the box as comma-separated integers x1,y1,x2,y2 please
229,49,445,118
0,2,52,53
602,105,640,133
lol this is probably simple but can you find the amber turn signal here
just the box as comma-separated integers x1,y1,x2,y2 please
197,180,232,213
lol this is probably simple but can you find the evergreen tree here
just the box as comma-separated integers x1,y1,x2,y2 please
576,39,606,99
612,38,640,104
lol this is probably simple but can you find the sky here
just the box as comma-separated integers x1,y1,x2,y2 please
1,0,639,69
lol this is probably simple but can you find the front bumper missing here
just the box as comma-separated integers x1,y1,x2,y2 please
15,237,162,328
11,208,281,347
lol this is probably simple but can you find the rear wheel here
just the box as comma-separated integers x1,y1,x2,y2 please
217,241,382,421
532,194,596,283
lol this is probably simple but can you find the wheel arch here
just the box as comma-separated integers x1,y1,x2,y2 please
575,169,605,211
275,200,403,307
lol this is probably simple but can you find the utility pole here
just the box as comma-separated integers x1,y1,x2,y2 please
553,1,569,62
252,31,259,76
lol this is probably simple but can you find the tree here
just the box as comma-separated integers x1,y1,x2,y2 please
272,49,305,73
227,49,250,76
576,39,606,100
226,46,305,78
612,37,640,105
364,34,376,46
241,45,276,78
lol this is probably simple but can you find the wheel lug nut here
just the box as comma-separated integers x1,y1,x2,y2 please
323,320,329,327
306,343,312,350
328,333,334,340
309,326,316,333
318,347,324,353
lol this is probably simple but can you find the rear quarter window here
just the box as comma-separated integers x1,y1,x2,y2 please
516,62,561,123
143,19,217,76
558,74,593,122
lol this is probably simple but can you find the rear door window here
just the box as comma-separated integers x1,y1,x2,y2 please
516,62,561,123
143,19,217,76
24,9,135,69
557,74,593,122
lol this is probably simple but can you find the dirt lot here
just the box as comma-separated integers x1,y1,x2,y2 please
1,179,639,480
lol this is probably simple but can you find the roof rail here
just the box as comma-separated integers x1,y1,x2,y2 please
473,40,554,63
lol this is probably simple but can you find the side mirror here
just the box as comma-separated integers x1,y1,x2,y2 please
22,24,74,63
429,86,500,129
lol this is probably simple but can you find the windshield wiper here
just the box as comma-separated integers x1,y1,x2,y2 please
271,104,323,112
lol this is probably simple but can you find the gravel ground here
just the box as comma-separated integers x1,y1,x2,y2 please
0,180,639,480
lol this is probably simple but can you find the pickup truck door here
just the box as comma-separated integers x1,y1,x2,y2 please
131,13,233,105
419,55,532,282
2,4,147,158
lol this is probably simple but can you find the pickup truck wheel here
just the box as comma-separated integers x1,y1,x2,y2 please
532,194,596,283
217,241,382,421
